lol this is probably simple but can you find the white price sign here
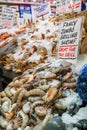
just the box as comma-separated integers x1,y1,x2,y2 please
17,18,25,27
2,7,16,28
67,0,81,13
56,0,81,14
32,3,51,21
56,0,67,14
58,17,83,64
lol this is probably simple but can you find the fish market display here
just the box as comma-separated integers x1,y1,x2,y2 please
1,10,87,73
0,10,87,130
0,18,58,73
0,60,87,130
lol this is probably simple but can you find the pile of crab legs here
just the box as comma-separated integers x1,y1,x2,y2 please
0,62,78,130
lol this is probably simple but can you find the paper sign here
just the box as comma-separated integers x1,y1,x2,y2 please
17,18,25,27
56,0,67,14
17,13,31,27
18,4,31,18
67,0,81,13
23,13,32,23
56,0,81,14
32,3,51,21
58,17,83,64
2,7,16,28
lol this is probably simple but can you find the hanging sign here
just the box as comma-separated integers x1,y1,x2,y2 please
56,0,67,14
2,7,16,28
32,3,51,21
67,0,81,13
18,4,32,18
58,17,83,64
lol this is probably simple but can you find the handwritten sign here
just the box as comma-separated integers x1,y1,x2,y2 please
32,3,51,21
2,7,15,28
56,0,81,14
67,0,81,13
18,5,31,18
58,17,83,64
56,0,67,14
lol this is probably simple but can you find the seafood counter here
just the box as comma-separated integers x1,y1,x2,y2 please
0,18,58,74
0,10,87,74
0,60,87,130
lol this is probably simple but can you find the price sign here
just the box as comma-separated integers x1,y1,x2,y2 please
32,3,51,21
2,7,16,28
56,0,81,14
58,17,83,64
67,0,81,13
17,18,25,27
56,0,67,14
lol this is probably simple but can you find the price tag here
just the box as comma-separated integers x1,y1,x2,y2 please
32,3,51,21
2,7,16,28
17,18,25,27
67,0,81,13
56,0,81,14
56,0,67,14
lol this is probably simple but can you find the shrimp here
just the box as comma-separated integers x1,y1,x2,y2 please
62,82,76,89
0,91,6,97
22,102,30,114
43,87,58,102
26,89,45,97
17,89,27,105
31,100,45,109
5,87,12,97
28,96,42,102
35,106,47,117
55,102,67,111
17,110,29,129
12,89,22,103
63,72,72,81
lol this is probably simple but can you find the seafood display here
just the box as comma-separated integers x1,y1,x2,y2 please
0,60,87,130
0,10,87,130
0,18,58,73
0,10,87,73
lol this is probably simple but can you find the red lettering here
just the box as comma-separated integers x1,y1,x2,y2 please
69,46,76,51
65,52,75,57
59,47,68,52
